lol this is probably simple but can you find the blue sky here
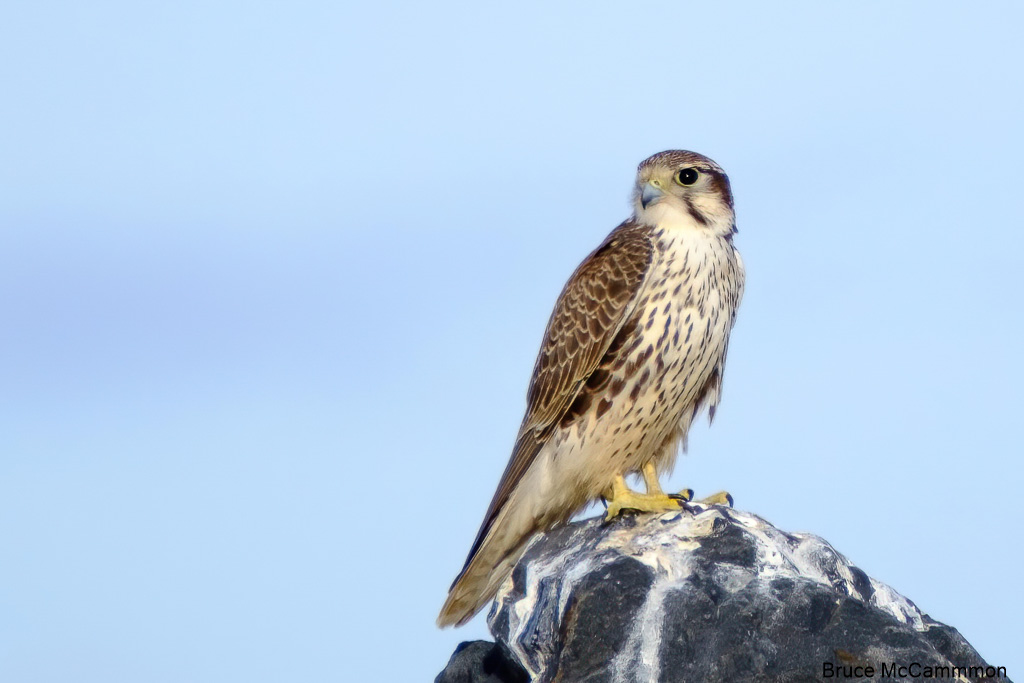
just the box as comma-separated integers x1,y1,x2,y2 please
2,1,1021,680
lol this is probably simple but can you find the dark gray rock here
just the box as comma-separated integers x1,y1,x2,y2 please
435,640,528,683
437,506,1010,682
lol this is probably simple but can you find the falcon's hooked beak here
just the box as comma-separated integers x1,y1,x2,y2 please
640,181,664,209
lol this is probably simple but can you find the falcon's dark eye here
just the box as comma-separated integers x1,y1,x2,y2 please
675,168,700,186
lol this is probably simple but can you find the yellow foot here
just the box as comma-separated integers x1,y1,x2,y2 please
693,490,734,507
601,464,734,521
604,490,690,521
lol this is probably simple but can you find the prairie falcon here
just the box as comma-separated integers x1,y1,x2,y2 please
438,150,745,627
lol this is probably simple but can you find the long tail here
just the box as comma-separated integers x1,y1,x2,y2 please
436,493,540,627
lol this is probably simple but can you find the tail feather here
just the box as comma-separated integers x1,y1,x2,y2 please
437,489,543,627
436,538,530,627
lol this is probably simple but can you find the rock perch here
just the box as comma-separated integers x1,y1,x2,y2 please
436,505,1009,682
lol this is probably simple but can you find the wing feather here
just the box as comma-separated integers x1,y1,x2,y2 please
452,222,653,582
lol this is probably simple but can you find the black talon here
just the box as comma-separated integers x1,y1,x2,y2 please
665,494,693,514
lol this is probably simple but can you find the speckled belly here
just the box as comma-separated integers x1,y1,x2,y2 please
548,232,739,494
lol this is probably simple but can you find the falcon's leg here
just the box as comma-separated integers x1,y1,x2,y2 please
641,462,693,503
603,467,690,522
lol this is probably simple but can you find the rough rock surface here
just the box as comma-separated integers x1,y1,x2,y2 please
437,505,1009,683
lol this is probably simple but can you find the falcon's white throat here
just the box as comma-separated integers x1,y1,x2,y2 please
633,192,734,236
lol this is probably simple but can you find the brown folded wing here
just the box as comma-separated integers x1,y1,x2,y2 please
453,222,653,581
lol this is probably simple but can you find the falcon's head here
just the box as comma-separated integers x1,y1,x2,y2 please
632,150,736,236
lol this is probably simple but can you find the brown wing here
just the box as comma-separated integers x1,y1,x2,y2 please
523,224,653,431
453,222,653,581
